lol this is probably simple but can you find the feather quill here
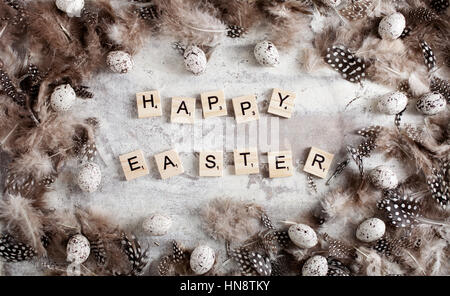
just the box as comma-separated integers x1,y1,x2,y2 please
0,194,45,253
156,0,226,47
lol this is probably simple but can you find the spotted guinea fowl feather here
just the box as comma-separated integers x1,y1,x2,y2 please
0,234,37,262
420,41,437,71
228,246,272,276
324,45,368,83
339,0,373,21
430,77,450,103
118,233,149,275
377,190,422,228
426,159,449,209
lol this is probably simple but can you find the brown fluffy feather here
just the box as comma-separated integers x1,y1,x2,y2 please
376,112,450,175
0,194,46,253
156,0,226,47
200,197,266,243
209,0,263,32
260,0,313,49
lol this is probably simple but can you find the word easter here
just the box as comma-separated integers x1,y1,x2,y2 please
119,147,334,181
136,88,297,122
119,88,335,181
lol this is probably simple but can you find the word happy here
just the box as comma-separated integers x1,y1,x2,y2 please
119,89,335,181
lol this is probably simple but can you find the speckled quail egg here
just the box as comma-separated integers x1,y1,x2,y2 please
50,84,76,112
254,40,280,67
369,165,398,190
106,50,134,74
77,162,101,193
66,234,90,264
377,91,408,115
288,223,318,249
302,255,328,276
55,0,84,17
190,245,215,275
416,93,446,115
142,213,172,236
378,13,406,40
356,218,386,243
184,46,207,75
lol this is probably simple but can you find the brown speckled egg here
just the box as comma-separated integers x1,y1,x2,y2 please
288,224,318,248
77,162,101,193
254,40,280,67
56,0,84,17
106,51,134,74
50,84,76,112
184,46,207,75
66,234,90,264
302,255,328,276
369,165,398,190
190,245,215,275
378,13,406,40
416,93,446,115
377,91,408,115
356,218,386,242
142,213,172,236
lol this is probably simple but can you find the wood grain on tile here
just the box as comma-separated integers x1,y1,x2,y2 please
303,147,334,179
234,148,259,175
171,97,196,124
119,149,150,181
232,95,259,123
199,151,223,177
201,90,227,119
267,88,296,118
136,90,162,118
268,150,293,178
155,149,184,179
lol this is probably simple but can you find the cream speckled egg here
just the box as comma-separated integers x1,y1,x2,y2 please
106,51,134,74
254,40,280,67
302,255,328,276
142,213,172,236
288,224,318,249
378,13,406,40
190,245,215,275
77,162,101,193
55,0,84,17
416,93,446,115
356,218,386,243
369,165,398,190
184,46,207,75
377,91,408,115
50,84,76,112
66,234,90,264
323,0,342,7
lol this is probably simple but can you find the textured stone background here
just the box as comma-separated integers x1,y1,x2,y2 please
1,29,424,275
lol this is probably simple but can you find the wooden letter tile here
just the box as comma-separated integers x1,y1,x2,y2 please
268,151,293,178
232,95,260,123
199,151,223,177
233,148,259,175
154,149,184,179
303,147,334,179
119,150,149,181
136,90,162,118
171,97,196,124
201,90,228,119
268,88,296,118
